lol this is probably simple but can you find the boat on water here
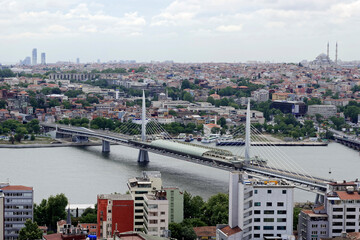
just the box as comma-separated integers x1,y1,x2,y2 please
201,134,220,144
185,134,194,142
177,133,186,140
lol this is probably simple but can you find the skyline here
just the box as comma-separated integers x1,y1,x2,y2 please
1,0,360,63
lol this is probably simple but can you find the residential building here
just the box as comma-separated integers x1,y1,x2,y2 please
97,193,134,238
307,105,337,118
143,191,169,237
253,89,269,102
298,179,360,239
194,226,217,240
127,171,162,231
217,172,294,240
164,187,184,223
0,183,34,240
0,190,4,240
114,231,169,240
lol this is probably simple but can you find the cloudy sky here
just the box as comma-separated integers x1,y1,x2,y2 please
1,0,360,63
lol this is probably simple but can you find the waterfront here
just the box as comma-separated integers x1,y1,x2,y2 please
0,142,358,204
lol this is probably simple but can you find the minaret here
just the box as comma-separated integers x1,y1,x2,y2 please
335,42,338,65
327,42,330,61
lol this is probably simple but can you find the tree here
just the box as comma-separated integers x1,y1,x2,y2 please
169,222,197,240
18,219,43,240
201,193,228,225
219,117,227,128
183,191,205,219
15,127,28,142
211,127,220,134
0,99,7,109
45,193,68,231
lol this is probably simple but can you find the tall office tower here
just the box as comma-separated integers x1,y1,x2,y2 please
76,58,80,64
127,171,162,231
97,193,134,238
335,42,338,65
41,52,46,65
0,183,33,240
217,172,294,240
21,56,31,66
32,48,37,65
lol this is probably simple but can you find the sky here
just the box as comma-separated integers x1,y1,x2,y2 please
1,0,360,64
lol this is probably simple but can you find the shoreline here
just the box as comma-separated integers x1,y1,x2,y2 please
0,142,103,148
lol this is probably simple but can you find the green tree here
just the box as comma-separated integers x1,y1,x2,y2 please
0,99,7,109
201,193,228,225
15,127,28,142
34,199,48,226
18,219,43,240
169,222,197,240
46,193,68,231
183,191,205,219
293,207,302,230
219,117,227,128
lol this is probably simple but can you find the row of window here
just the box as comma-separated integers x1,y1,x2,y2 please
254,210,287,215
311,230,327,235
254,202,284,207
254,226,286,230
333,207,360,212
332,221,360,226
333,215,358,219
4,193,32,197
311,224,326,228
254,189,287,194
254,218,287,223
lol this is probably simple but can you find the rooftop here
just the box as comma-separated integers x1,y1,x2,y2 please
98,193,133,201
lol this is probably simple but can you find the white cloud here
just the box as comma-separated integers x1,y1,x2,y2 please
216,24,242,32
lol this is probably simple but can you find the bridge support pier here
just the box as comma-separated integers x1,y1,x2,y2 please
315,193,325,205
102,140,110,152
138,149,149,163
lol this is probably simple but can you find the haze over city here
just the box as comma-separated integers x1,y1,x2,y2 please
1,0,360,63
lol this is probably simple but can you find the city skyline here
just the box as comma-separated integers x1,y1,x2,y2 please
1,0,360,63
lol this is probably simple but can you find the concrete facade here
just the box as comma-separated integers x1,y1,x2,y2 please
164,188,184,223
97,193,134,238
227,172,294,240
307,105,337,118
0,184,34,240
143,191,169,237
127,171,162,231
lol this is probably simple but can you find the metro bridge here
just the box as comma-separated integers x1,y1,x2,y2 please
42,91,331,201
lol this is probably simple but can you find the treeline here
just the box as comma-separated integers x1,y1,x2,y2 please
0,69,15,78
0,119,40,143
58,117,204,136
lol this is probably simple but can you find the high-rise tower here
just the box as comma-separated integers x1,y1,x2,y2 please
32,48,37,65
41,52,46,65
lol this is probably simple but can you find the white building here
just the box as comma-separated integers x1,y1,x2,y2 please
66,203,95,217
127,171,162,231
307,105,337,118
217,172,294,240
253,89,269,102
143,191,169,237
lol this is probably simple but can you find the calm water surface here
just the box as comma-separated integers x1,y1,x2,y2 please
0,142,358,204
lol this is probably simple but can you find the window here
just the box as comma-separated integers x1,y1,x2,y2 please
161,219,165,223
277,218,286,222
282,190,287,194
332,222,342,226
263,226,274,230
311,231,317,234
346,215,356,219
333,215,343,219
347,208,356,212
311,224,318,228
161,211,165,215
346,222,356,226
277,202,284,207
254,218,260,222
254,210,261,214
254,190,258,194
254,234,260,238
135,203,143,207
277,226,286,230
264,210,274,214
277,210,287,214
264,218,274,222
135,197,143,200
321,224,326,228
267,190,272,194
266,202,272,207
333,208,343,212
254,226,260,230
255,202,261,207
320,231,326,235
135,209,143,213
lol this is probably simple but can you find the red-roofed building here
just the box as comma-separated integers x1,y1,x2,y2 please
193,226,216,240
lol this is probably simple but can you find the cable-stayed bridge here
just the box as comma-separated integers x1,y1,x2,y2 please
42,91,331,198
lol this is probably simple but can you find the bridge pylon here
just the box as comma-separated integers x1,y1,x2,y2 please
244,99,251,164
138,90,149,162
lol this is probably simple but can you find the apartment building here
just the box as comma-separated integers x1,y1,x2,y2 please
143,191,169,237
127,171,162,231
0,183,33,240
97,193,134,238
217,172,294,240
307,105,337,118
164,187,184,223
298,180,360,239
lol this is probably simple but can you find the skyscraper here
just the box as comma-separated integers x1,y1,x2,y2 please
32,48,37,65
41,52,46,65
76,58,80,64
